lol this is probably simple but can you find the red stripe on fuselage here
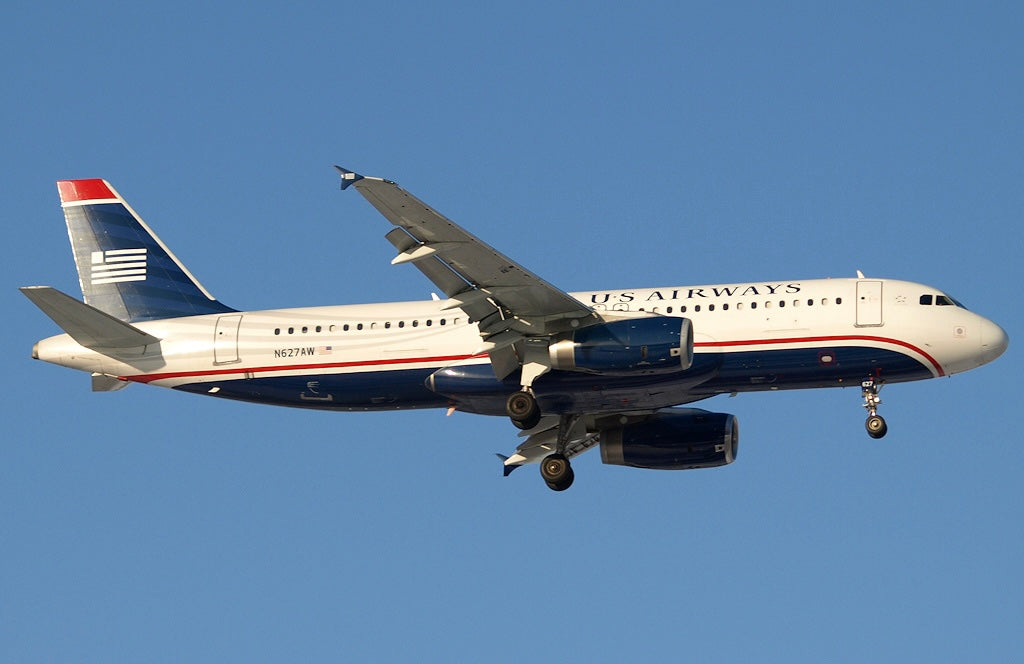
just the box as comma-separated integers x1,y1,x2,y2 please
125,353,486,384
122,334,945,384
57,179,115,203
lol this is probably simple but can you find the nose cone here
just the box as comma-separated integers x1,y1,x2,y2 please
980,318,1009,365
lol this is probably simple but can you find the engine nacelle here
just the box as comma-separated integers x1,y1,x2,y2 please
600,409,738,470
548,317,693,375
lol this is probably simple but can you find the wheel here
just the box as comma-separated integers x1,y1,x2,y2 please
866,414,888,439
507,391,537,418
540,453,574,491
545,467,574,492
507,391,540,430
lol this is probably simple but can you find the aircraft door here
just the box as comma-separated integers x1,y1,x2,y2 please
214,314,243,364
856,281,883,327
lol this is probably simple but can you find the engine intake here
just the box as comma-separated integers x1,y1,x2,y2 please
549,317,693,375
600,409,738,470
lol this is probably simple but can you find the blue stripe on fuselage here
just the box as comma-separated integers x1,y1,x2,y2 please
172,346,934,415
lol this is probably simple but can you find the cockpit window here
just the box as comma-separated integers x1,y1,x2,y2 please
936,294,967,308
922,292,968,309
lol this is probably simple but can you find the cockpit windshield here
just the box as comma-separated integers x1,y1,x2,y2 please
919,293,968,309
938,294,967,308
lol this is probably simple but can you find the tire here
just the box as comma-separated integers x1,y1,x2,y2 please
511,411,542,430
545,466,575,492
507,391,540,429
866,415,888,439
540,453,573,491
507,391,538,419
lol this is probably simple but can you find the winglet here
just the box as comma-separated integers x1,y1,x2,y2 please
496,453,521,477
334,165,363,190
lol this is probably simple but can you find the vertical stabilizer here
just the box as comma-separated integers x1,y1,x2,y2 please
58,179,235,322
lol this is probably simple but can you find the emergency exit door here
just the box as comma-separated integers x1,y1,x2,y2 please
214,314,242,364
856,281,883,327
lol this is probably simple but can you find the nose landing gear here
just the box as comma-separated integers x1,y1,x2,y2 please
861,378,887,439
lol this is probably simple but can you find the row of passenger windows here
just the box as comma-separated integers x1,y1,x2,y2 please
639,297,842,314
271,297,846,335
274,318,463,335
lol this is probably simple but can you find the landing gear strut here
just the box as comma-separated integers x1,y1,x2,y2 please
507,390,541,430
861,378,888,439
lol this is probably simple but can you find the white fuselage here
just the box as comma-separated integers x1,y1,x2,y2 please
34,277,1007,415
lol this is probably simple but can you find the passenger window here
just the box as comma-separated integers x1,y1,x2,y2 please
288,327,294,334
343,324,349,331
666,306,673,314
315,326,322,333
708,304,715,312
301,326,308,333
807,299,814,306
694,305,701,312
384,322,391,329
426,319,433,326
779,300,785,308
398,321,405,328
722,303,729,311
751,302,757,309
357,323,364,330
274,328,280,335
836,297,842,305
681,306,687,313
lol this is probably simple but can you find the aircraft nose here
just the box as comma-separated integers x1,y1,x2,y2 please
980,318,1009,364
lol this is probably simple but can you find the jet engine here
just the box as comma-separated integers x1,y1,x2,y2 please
548,317,693,375
600,409,738,470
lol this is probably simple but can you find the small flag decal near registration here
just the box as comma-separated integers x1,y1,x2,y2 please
91,248,147,285
317,346,333,355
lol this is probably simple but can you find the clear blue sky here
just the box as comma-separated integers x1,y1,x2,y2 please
3,2,1021,661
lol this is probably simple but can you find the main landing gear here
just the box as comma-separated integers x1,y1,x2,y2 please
861,378,888,439
505,394,578,491
507,390,541,430
540,453,574,492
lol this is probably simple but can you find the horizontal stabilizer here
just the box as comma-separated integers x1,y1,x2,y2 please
20,286,160,350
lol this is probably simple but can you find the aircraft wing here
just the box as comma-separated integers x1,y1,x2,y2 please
336,167,598,349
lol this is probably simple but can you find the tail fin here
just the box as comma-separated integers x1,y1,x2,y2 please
57,179,235,322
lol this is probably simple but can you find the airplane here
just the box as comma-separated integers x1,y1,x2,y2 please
21,168,1009,491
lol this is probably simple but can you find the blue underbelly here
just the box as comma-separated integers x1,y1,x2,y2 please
172,346,934,413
